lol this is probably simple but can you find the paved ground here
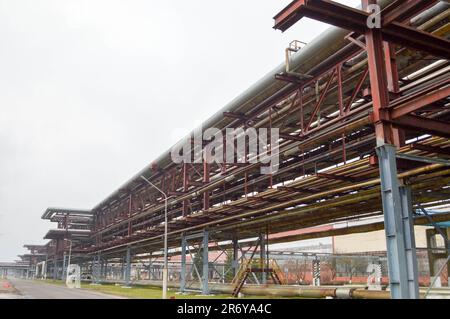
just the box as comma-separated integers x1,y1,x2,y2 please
6,279,124,299
0,279,22,299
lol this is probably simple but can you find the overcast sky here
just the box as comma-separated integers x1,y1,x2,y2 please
0,0,359,261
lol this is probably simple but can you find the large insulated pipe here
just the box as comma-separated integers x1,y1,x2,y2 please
92,1,450,243
94,1,450,216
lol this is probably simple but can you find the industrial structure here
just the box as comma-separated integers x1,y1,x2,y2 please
11,0,450,299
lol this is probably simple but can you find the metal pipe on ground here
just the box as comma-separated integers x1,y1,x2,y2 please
139,280,390,299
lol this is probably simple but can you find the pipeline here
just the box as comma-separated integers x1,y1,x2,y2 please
82,277,450,299
132,280,390,299
93,2,450,239
90,1,450,252
92,0,406,212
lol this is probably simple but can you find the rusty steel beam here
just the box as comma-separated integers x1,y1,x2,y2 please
273,0,450,59
382,0,438,26
391,115,450,138
275,211,450,242
366,26,395,145
203,159,210,211
344,67,369,114
316,172,362,183
410,143,450,156
274,0,369,33
305,68,336,132
277,186,317,194
55,1,450,259
390,84,450,119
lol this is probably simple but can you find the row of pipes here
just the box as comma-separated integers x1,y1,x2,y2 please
92,1,450,254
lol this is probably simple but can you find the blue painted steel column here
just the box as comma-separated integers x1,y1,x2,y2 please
92,255,96,283
180,235,187,293
104,259,108,279
93,253,101,284
100,259,104,281
61,252,67,280
400,186,420,298
232,235,239,277
376,144,415,299
124,246,131,287
202,230,209,295
121,257,125,280
52,259,58,280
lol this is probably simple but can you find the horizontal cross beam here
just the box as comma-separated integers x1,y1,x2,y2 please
391,115,450,138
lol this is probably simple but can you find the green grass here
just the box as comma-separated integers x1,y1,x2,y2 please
36,280,236,299
80,284,234,299
36,279,285,299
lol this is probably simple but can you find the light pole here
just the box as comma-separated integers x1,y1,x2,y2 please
140,175,168,299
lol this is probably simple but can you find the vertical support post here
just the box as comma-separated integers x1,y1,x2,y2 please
383,43,399,94
100,259,104,281
232,235,239,277
180,235,187,293
53,239,59,280
202,230,209,295
44,255,48,280
148,253,153,280
364,2,393,147
103,259,108,280
367,40,391,144
312,256,321,286
61,252,67,280
259,233,267,284
28,257,32,279
383,42,405,147
121,256,125,280
203,160,210,210
399,186,420,298
92,255,97,284
426,229,443,288
182,163,189,216
124,246,131,287
128,194,132,236
337,63,344,117
97,252,102,283
376,144,411,298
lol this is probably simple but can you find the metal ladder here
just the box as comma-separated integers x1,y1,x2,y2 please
269,259,287,285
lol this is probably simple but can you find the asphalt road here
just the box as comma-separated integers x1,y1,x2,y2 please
8,279,124,299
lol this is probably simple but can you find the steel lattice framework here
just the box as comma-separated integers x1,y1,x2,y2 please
35,0,450,298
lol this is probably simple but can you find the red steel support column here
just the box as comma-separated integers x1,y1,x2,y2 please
182,163,189,216
384,43,399,94
337,63,347,164
337,63,344,117
203,157,210,211
128,194,132,236
365,27,393,146
364,0,404,147
384,42,405,147
299,88,304,134
269,107,273,188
